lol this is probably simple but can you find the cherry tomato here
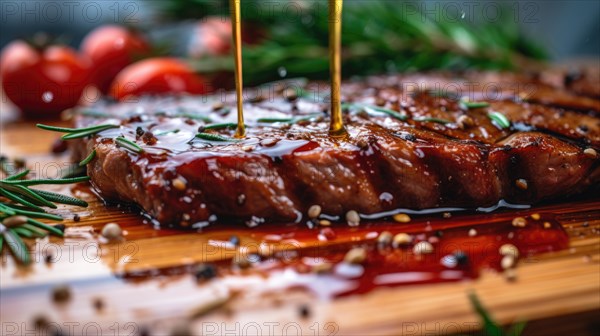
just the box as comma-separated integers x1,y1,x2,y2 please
81,25,150,93
188,17,265,59
109,58,207,100
0,41,90,119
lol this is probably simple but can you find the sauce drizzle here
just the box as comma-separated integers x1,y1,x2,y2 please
230,0,246,138
328,0,348,138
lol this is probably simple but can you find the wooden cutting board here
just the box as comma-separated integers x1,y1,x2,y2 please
1,121,599,336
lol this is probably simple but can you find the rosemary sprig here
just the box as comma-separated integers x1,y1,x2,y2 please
79,150,96,166
488,111,511,129
257,114,322,124
0,167,89,264
115,137,144,153
196,133,239,142
1,176,90,187
37,123,120,140
469,292,526,336
172,1,546,85
343,103,408,121
155,129,181,136
173,113,213,123
1,228,30,265
413,117,452,125
203,123,239,130
459,98,491,110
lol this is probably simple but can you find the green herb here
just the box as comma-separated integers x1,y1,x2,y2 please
488,111,511,129
37,123,120,140
79,149,96,166
171,1,546,86
203,123,239,130
79,110,112,118
115,137,144,153
155,129,181,136
469,292,527,336
343,103,408,121
195,133,239,142
413,117,452,124
459,98,491,110
428,90,460,100
173,113,212,123
0,169,90,264
60,164,87,179
257,114,322,124
1,228,30,265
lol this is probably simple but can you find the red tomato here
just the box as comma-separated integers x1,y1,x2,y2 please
109,58,207,100
81,25,150,93
188,17,264,59
0,41,90,118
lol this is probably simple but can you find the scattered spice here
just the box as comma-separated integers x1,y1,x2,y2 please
194,263,217,281
237,194,246,205
172,177,187,191
229,235,240,247
259,138,279,147
501,255,516,270
468,228,477,237
512,217,527,228
393,213,411,223
413,241,434,255
212,102,224,111
377,231,393,246
308,205,321,219
73,214,81,222
101,223,122,240
583,148,597,159
454,250,469,265
51,284,71,304
92,297,104,311
298,304,311,319
515,179,528,190
2,215,28,227
232,253,251,269
344,247,367,264
346,210,360,227
44,252,54,264
32,314,50,329
456,115,474,129
499,243,520,258
54,224,66,233
319,219,332,227
530,213,541,220
393,233,412,247
312,262,333,274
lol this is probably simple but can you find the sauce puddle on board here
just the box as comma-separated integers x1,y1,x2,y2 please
117,207,573,299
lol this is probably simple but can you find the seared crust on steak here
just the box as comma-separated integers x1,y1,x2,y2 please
72,70,600,226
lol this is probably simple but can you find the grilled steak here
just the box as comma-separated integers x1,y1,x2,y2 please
73,70,600,227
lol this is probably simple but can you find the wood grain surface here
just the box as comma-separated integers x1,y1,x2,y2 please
1,121,599,336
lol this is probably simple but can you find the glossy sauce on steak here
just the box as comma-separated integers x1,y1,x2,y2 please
73,71,600,227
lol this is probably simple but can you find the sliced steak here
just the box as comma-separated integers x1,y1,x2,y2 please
73,71,600,226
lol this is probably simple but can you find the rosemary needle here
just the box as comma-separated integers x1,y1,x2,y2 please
115,137,144,153
79,149,96,166
488,111,511,129
196,133,239,142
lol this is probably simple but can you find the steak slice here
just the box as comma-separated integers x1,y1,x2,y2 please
72,72,600,227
